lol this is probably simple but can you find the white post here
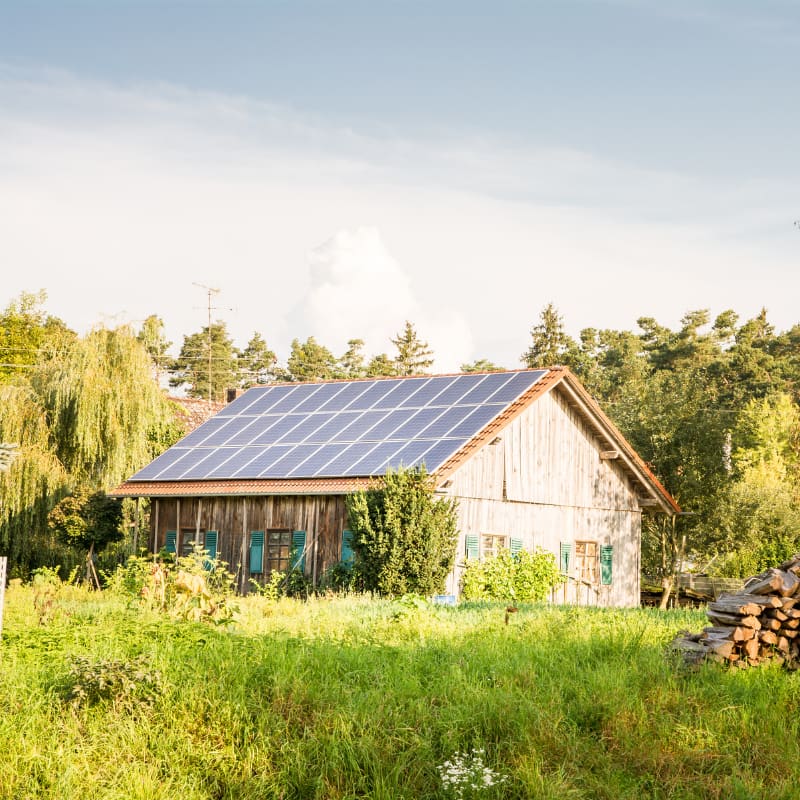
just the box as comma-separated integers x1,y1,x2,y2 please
0,556,7,644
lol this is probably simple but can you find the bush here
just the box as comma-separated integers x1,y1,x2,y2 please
62,655,163,709
461,547,562,602
346,466,458,597
107,548,238,624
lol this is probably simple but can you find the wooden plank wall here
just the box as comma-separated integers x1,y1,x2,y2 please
150,495,349,593
446,386,643,606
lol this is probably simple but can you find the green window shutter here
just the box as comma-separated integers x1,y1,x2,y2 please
600,545,613,585
510,538,523,556
559,542,572,574
249,531,265,575
465,534,479,560
165,530,177,555
291,530,307,572
203,531,218,571
341,529,355,564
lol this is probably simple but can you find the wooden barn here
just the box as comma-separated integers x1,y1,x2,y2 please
113,368,679,606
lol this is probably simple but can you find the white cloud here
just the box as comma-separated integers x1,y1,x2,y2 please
0,68,798,375
299,226,474,371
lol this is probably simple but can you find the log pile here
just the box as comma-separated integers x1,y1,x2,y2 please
671,559,800,669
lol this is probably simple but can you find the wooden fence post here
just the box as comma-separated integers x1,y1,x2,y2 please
0,556,7,645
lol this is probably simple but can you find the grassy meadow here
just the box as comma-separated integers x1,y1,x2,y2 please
2,585,800,800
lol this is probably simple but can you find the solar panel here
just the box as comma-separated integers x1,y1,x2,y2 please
129,370,548,482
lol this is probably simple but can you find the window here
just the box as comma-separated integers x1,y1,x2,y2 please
481,533,508,559
574,541,599,584
266,529,293,575
180,528,201,556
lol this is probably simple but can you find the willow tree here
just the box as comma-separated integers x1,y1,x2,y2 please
0,383,69,571
31,326,181,490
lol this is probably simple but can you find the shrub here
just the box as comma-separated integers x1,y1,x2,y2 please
107,549,238,624
346,466,458,597
63,655,163,709
461,547,562,602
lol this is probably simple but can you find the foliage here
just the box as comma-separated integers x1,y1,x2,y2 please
48,490,124,553
32,325,181,489
170,321,240,401
4,591,800,799
346,466,458,596
0,290,74,385
136,314,172,381
109,549,238,624
318,560,360,594
338,338,368,378
391,320,434,375
286,336,339,381
460,358,504,373
521,302,577,368
461,547,562,601
0,383,69,571
365,352,397,377
62,655,163,709
239,331,280,386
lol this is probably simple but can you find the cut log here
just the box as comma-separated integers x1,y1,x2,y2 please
706,639,736,658
765,618,783,631
743,569,798,596
717,592,782,609
778,636,790,653
709,598,766,616
707,611,761,629
781,597,799,610
782,629,798,639
783,618,800,629
765,609,789,622
744,638,760,660
760,630,778,646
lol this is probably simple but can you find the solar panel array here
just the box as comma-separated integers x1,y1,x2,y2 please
130,370,548,482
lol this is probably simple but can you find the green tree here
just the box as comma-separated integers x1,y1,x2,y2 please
0,290,74,384
0,383,69,572
391,321,434,375
32,326,181,490
48,490,124,587
521,303,577,368
705,393,800,576
239,332,279,387
170,321,240,401
286,336,339,381
460,358,504,373
136,315,172,383
345,466,458,596
365,353,397,377
339,339,368,379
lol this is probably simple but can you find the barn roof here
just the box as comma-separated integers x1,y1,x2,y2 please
114,368,679,514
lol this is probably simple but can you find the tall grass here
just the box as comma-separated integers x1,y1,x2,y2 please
2,586,800,799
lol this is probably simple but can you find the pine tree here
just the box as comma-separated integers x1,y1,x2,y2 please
339,339,367,379
239,332,278,387
137,315,172,383
286,337,338,381
170,321,240,401
391,321,434,375
521,303,576,368
460,358,504,373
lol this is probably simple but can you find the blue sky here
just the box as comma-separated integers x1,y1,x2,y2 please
1,1,798,370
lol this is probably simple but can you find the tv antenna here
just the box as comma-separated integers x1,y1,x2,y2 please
193,282,220,402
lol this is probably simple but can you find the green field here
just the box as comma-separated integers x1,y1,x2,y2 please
1,586,799,800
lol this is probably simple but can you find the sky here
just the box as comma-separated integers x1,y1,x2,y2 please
1,1,798,372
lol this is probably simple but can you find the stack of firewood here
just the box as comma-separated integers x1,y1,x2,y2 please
672,558,800,668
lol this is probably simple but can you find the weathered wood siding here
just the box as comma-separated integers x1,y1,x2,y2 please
150,495,349,593
445,386,642,606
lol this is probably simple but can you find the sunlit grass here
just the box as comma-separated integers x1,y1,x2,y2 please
2,586,800,799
